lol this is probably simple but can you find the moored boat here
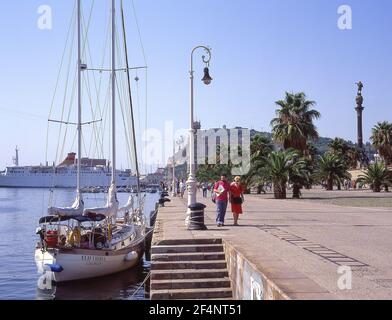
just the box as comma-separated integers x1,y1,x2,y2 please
35,0,147,283
35,205,145,282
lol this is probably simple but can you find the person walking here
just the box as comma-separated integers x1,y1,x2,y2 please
213,174,230,227
202,183,208,198
176,180,181,196
230,176,244,226
180,180,186,198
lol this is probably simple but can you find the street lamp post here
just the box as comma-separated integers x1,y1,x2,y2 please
186,45,212,216
172,139,176,197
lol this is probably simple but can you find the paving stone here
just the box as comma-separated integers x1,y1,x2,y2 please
151,193,392,300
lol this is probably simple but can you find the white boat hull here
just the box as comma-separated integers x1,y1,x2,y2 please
35,242,144,282
0,172,135,188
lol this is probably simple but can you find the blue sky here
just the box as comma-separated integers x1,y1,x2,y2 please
0,0,391,170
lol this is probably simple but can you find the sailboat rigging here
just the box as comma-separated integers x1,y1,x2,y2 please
35,0,148,283
121,0,141,197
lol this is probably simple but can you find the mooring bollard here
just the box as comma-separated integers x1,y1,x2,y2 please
187,203,207,230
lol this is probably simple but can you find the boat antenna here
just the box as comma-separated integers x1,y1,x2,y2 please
120,0,142,197
13,146,19,167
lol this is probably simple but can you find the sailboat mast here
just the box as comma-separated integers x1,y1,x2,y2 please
77,0,82,192
111,0,116,185
120,0,141,195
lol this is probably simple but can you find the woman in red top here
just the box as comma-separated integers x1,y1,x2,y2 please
230,176,244,226
213,174,231,227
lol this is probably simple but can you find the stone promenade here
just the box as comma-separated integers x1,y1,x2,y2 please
152,189,392,300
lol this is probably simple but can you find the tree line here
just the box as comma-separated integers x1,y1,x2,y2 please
196,92,392,199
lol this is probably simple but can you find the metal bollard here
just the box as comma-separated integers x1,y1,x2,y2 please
187,203,207,230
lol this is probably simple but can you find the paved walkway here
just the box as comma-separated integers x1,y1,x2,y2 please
154,190,392,300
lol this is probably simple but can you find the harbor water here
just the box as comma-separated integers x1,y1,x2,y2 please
0,187,159,300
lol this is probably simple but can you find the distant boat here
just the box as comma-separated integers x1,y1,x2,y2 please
145,184,160,194
0,150,137,188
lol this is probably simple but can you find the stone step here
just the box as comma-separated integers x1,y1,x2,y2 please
151,278,232,290
152,260,227,270
193,298,234,300
150,288,233,300
151,269,229,280
157,238,222,246
151,244,224,254
152,252,226,262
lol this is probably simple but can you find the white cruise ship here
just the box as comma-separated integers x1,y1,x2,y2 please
0,149,136,188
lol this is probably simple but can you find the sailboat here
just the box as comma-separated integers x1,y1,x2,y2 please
35,0,147,282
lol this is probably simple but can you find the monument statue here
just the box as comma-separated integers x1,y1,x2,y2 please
356,81,364,95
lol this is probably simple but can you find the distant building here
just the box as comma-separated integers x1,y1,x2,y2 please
141,168,165,186
166,124,249,179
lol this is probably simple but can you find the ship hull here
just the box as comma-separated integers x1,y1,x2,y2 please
0,173,135,188
35,239,145,282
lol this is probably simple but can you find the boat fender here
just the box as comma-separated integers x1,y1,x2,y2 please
44,264,64,273
124,251,138,262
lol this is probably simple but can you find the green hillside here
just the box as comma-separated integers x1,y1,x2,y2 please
250,130,376,159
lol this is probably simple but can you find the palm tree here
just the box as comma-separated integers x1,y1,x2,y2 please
314,153,351,191
346,147,362,169
196,163,232,183
290,161,311,199
307,143,319,162
328,138,361,169
329,138,350,156
357,163,391,193
241,166,263,194
271,92,320,154
306,142,318,173
371,121,392,165
251,134,272,158
261,150,309,199
236,135,273,194
387,170,392,192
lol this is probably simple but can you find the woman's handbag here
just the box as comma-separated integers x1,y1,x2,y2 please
232,197,243,205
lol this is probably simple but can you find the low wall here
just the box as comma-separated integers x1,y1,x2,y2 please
224,241,290,300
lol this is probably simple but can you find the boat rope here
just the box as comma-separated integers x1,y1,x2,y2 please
130,0,147,66
58,0,96,165
0,107,46,120
129,271,151,300
135,72,142,156
129,0,149,174
70,126,78,153
47,6,77,200
46,1,77,164
112,40,134,169
47,0,97,202
145,225,154,236
60,0,95,162
115,74,133,170
121,0,142,197
94,10,112,160
53,16,76,169
114,26,133,171
81,0,107,160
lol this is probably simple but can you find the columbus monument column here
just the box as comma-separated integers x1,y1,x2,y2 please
355,81,364,149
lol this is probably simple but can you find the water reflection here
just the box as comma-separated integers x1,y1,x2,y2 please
0,188,158,300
